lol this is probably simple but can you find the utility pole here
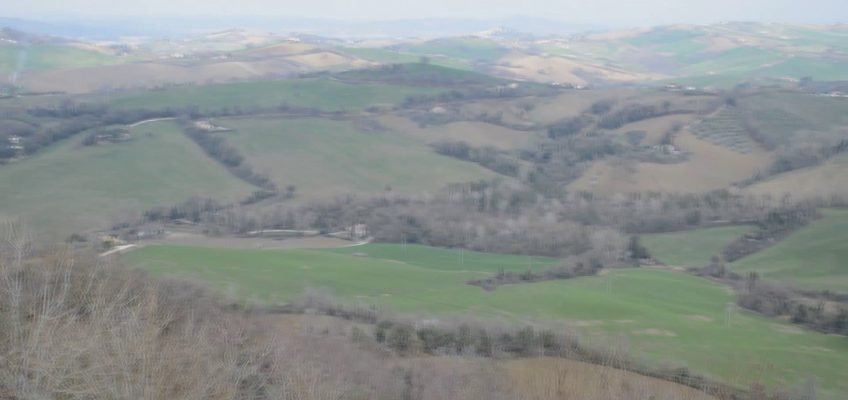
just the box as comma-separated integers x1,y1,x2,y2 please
724,303,732,327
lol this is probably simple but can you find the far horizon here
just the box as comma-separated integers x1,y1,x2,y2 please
3,0,847,27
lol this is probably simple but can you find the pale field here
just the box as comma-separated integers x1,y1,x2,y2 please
571,130,771,194
378,115,539,150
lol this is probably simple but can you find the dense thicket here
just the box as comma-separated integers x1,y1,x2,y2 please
431,141,520,177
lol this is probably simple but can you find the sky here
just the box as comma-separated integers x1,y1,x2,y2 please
3,0,847,26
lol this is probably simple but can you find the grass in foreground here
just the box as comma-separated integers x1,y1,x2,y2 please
641,225,754,267
0,120,253,238
732,209,848,293
126,243,848,398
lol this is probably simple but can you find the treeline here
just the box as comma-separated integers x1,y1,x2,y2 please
547,115,592,138
401,83,557,109
431,141,520,177
182,122,276,190
142,196,226,224
737,274,848,335
467,262,603,291
521,135,623,192
691,256,848,335
2,98,347,163
144,180,832,260
737,139,848,187
1,102,178,162
597,103,675,130
722,208,819,262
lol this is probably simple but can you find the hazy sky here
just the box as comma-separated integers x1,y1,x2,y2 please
4,0,847,25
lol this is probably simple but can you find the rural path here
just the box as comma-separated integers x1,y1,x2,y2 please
127,117,177,128
339,237,373,247
99,244,138,257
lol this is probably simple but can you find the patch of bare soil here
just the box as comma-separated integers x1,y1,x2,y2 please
148,232,356,250
684,315,714,322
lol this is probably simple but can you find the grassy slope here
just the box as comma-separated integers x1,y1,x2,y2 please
683,48,786,76
126,243,848,397
0,120,253,237
395,38,508,63
337,62,505,86
22,44,126,70
107,78,444,112
324,243,558,272
218,117,501,198
0,44,126,75
641,226,754,267
336,47,473,70
732,209,848,292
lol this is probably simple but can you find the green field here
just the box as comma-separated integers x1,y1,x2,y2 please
642,225,754,267
324,243,558,272
126,243,848,397
336,62,505,86
336,47,473,70
0,44,127,75
732,209,848,292
0,120,253,237
683,47,786,76
19,44,127,70
107,78,444,112
394,38,509,63
216,116,501,198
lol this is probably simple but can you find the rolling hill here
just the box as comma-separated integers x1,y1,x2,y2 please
212,116,503,199
731,209,848,293
126,243,848,398
104,77,444,112
0,120,254,238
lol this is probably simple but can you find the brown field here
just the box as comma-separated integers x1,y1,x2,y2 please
493,53,590,84
240,42,319,57
378,115,539,149
285,51,372,69
505,357,715,400
526,90,629,125
570,130,772,194
493,52,657,84
585,27,652,41
17,54,367,93
18,61,294,93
